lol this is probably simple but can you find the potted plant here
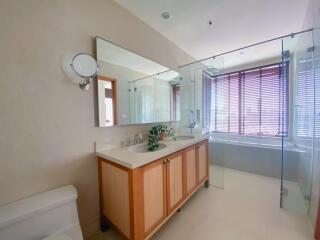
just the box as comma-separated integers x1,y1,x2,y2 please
147,124,175,151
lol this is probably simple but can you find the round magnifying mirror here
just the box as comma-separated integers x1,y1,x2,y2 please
71,53,98,78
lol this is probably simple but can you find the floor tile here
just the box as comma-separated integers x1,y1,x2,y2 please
88,166,314,240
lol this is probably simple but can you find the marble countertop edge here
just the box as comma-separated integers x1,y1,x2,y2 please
96,135,208,169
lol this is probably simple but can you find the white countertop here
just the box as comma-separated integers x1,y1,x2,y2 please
96,135,208,169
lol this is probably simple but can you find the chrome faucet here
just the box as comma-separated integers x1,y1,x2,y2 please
123,133,144,147
133,133,144,145
187,109,198,134
187,119,197,134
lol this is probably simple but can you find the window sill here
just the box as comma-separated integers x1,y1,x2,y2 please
209,137,306,153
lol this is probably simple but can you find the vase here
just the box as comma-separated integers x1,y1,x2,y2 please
159,132,165,141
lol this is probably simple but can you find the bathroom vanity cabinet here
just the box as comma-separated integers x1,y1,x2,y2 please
97,139,209,240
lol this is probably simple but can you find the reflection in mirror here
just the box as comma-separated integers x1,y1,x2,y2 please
172,83,181,121
128,71,180,124
96,37,180,127
97,76,117,127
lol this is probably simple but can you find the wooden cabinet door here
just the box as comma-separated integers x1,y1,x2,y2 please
197,140,209,183
142,158,167,236
100,161,131,238
184,145,198,197
166,151,184,214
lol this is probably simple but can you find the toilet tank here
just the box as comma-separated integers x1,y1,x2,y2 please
0,185,83,240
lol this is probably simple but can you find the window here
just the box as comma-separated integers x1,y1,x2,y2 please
295,54,320,138
203,63,288,137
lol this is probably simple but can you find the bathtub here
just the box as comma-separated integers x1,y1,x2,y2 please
209,136,309,181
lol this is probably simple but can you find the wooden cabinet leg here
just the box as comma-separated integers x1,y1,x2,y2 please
204,179,210,188
100,216,111,232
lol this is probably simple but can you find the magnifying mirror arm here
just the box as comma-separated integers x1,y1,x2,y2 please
69,53,99,91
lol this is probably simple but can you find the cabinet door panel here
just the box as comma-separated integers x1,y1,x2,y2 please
197,141,208,183
167,151,184,214
101,162,130,238
143,159,167,235
185,146,197,196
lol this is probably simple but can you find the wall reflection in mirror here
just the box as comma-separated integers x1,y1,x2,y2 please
96,37,180,127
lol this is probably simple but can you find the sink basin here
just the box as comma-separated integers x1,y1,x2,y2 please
174,135,195,141
129,143,167,153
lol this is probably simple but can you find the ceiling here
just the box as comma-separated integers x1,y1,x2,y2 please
114,0,310,64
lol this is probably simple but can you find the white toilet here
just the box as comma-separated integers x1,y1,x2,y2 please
0,185,83,240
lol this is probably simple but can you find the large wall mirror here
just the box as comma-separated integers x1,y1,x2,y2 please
96,37,181,127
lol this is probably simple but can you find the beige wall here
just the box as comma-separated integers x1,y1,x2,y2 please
0,0,194,237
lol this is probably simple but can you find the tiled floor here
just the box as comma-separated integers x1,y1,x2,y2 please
89,166,314,240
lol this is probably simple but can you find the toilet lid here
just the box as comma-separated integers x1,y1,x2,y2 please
43,233,73,240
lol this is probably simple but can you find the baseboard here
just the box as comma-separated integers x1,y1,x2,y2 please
81,218,100,239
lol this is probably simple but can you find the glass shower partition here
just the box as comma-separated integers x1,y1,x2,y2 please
129,80,136,124
180,56,225,189
137,76,155,123
129,76,155,124
281,31,315,214
311,24,320,229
